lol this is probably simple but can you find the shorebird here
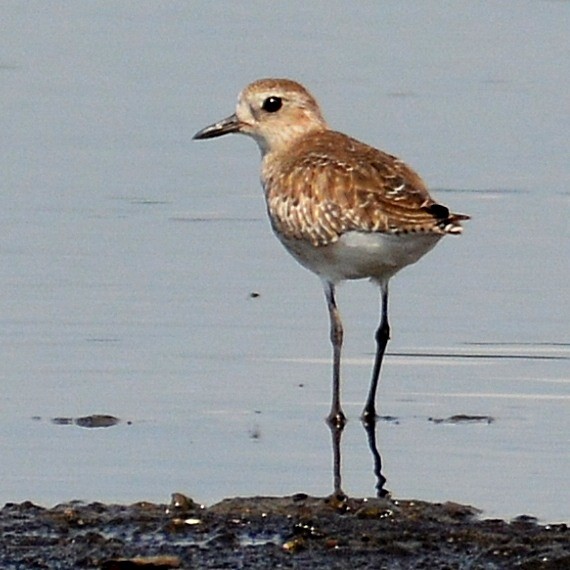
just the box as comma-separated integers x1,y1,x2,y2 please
194,78,469,429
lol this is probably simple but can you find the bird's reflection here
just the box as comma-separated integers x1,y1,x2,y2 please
328,416,388,498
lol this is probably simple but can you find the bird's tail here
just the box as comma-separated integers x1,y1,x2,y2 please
423,202,470,235
442,212,470,235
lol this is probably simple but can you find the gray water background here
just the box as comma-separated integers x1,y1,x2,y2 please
1,1,568,522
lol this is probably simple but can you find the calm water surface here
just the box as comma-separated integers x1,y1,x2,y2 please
1,1,568,522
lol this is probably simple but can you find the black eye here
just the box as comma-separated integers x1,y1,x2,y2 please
262,96,283,113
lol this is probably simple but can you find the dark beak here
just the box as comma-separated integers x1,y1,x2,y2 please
193,113,241,140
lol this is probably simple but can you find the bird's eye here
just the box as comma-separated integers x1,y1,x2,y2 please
262,96,283,113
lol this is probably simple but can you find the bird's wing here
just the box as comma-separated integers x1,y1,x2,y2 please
264,132,467,247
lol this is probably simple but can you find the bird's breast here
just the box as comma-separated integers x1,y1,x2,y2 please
276,230,442,284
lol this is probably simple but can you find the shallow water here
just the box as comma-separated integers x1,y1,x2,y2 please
1,1,568,522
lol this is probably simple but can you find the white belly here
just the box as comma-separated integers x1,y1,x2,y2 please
279,230,442,284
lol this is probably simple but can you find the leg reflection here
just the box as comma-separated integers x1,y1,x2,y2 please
362,415,388,497
327,416,346,499
327,416,388,498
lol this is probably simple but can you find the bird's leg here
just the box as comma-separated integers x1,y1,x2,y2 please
324,282,346,430
362,282,390,426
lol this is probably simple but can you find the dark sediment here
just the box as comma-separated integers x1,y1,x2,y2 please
1,494,568,569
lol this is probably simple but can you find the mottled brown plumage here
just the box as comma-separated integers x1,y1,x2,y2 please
264,129,467,247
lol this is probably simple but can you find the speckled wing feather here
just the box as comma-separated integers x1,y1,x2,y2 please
264,131,468,247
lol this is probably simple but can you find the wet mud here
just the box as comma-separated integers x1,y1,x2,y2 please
2,493,568,569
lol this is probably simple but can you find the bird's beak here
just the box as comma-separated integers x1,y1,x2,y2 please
193,113,241,140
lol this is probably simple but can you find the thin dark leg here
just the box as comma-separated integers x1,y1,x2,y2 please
324,281,346,430
362,281,390,425
362,415,388,497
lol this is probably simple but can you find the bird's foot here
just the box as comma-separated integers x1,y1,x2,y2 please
360,405,378,428
326,409,347,431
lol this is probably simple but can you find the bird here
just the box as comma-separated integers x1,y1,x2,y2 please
193,78,469,429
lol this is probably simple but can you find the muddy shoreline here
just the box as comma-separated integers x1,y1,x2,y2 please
2,493,568,569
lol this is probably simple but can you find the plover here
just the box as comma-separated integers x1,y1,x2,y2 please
194,78,469,428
